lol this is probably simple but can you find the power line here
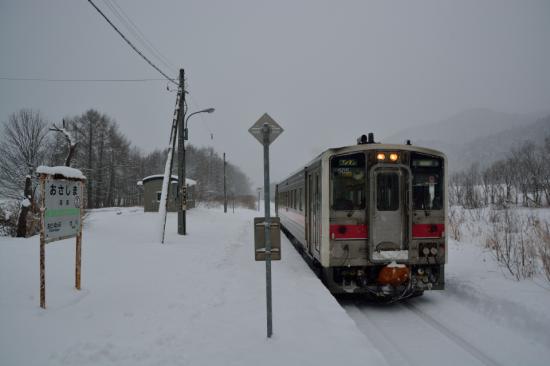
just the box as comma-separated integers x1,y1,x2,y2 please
103,0,178,75
87,0,177,85
0,77,168,83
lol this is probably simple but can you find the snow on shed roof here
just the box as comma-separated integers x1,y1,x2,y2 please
142,175,196,186
36,165,86,180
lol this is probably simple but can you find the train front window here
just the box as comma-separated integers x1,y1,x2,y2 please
331,153,365,211
411,154,443,210
376,173,399,211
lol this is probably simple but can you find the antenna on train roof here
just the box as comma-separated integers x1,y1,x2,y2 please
357,132,376,145
357,134,368,145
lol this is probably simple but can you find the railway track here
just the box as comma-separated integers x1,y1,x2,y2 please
342,298,501,366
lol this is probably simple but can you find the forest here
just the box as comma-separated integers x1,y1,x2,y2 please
448,137,550,282
0,108,253,236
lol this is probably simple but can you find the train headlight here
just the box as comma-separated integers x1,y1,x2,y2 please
430,247,438,256
376,153,386,161
389,153,398,161
422,247,430,256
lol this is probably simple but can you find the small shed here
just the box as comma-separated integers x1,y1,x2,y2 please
140,175,196,212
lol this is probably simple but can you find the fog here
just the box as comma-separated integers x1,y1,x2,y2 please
1,0,549,187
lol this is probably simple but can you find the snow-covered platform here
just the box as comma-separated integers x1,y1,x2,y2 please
0,206,387,366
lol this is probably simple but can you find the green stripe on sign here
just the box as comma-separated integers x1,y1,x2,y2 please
45,208,80,218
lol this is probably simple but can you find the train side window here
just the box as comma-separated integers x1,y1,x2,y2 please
331,153,366,211
299,188,303,211
377,173,399,211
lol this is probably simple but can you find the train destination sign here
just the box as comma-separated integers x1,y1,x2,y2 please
44,178,83,243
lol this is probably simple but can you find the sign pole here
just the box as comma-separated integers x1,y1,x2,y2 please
39,176,46,309
262,123,273,338
75,180,84,290
75,231,81,290
249,113,283,339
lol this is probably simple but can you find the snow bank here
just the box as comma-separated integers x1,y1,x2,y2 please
36,165,86,180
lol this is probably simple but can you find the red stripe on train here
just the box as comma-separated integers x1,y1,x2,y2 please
330,224,368,239
412,224,445,238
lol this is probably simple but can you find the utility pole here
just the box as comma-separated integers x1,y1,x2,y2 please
177,69,187,235
223,152,227,213
160,69,184,243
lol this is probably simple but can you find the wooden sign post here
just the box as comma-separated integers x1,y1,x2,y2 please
37,166,86,309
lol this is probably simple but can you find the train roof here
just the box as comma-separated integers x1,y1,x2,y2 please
326,142,446,158
278,142,446,184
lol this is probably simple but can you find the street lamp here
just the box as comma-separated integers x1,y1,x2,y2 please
184,108,215,140
178,107,215,235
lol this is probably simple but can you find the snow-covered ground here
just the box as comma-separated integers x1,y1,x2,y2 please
0,206,386,366
1,206,550,366
343,207,550,366
342,236,550,366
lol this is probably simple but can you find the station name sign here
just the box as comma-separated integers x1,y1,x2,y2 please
44,178,83,243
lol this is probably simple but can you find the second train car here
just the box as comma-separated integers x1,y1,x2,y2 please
276,134,447,300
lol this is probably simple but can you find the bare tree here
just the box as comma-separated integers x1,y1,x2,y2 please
0,109,50,236
540,137,550,206
49,119,77,166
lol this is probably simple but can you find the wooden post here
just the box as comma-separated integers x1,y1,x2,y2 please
39,176,46,309
75,180,84,290
75,235,81,290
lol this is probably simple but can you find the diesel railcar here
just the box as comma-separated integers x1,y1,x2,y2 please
276,134,447,300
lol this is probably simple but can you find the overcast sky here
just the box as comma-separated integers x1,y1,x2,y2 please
1,0,549,187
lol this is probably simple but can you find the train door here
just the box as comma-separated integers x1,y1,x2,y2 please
314,171,321,253
306,168,321,256
306,172,312,254
369,166,411,261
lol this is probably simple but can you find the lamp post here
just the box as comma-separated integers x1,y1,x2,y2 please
178,107,215,235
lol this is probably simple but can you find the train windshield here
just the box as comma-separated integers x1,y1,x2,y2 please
331,153,366,210
411,154,443,210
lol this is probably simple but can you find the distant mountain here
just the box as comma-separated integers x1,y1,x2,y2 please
455,114,550,171
384,109,549,172
385,108,532,145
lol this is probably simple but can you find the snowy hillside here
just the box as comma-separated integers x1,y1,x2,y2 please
385,109,550,172
385,108,531,146
1,206,550,365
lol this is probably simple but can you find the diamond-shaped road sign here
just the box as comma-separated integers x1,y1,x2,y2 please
248,113,284,145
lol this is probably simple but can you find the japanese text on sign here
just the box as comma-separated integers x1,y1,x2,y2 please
44,179,82,243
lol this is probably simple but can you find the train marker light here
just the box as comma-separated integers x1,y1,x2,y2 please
389,153,399,161
376,153,386,161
